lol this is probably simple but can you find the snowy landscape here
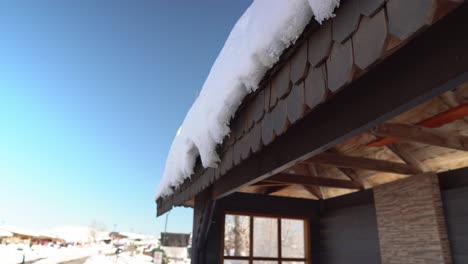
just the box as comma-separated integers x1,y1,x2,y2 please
0,225,185,264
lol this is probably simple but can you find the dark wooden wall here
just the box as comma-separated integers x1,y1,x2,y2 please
318,190,381,264
193,167,468,264
196,190,381,264
198,193,320,264
440,168,468,263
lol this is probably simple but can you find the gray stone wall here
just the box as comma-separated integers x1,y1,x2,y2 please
374,173,452,264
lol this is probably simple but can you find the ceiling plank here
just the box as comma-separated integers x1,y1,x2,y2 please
268,173,360,189
387,143,430,172
373,122,468,151
305,152,422,175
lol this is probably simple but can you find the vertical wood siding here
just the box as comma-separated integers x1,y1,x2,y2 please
319,190,381,264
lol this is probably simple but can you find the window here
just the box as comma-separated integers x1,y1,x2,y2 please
223,213,308,264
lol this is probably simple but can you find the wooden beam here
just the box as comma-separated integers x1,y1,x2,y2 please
260,185,290,195
301,185,323,199
440,90,468,125
387,143,430,172
328,149,369,189
251,181,289,187
304,164,324,199
337,167,370,189
268,173,361,189
305,152,422,175
373,122,468,151
368,102,468,147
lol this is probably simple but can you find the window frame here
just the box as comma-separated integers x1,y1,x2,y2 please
221,211,310,264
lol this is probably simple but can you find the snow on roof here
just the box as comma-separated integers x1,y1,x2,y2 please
0,228,13,237
118,231,146,240
156,0,340,198
0,225,41,237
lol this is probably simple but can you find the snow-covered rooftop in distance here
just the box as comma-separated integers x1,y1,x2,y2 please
47,226,92,242
0,228,13,237
156,0,340,198
0,225,41,237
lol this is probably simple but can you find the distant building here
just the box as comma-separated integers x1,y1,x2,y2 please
0,226,62,245
109,231,128,241
160,232,191,264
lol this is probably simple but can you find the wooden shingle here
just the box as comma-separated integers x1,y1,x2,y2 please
214,166,220,180
273,99,289,136
206,168,215,184
270,78,279,109
224,148,234,173
244,104,256,132
229,115,243,142
261,111,275,146
224,132,235,148
235,114,246,140
239,134,251,161
262,82,273,112
233,140,242,166
332,0,362,43
264,82,272,111
304,65,327,109
359,0,385,17
253,90,265,123
308,22,332,67
290,41,309,85
250,123,263,153
327,40,355,92
353,9,388,70
387,0,437,40
272,62,291,99
286,83,306,124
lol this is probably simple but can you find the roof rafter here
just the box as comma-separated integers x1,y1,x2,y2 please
304,152,422,175
373,122,468,151
387,143,430,172
267,173,360,189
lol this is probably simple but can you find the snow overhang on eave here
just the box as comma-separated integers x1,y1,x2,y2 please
156,0,463,216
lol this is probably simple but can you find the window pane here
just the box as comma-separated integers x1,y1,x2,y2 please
281,219,305,258
224,214,250,256
224,260,249,264
253,217,278,257
282,262,305,264
253,261,278,264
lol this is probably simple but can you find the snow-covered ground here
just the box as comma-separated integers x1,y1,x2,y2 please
84,252,153,264
0,243,114,264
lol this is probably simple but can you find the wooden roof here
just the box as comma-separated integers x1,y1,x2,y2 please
157,0,467,216
239,83,468,199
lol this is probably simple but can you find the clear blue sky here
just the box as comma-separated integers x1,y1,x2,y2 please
0,0,251,235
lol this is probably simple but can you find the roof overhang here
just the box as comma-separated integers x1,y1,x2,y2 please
157,1,468,216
